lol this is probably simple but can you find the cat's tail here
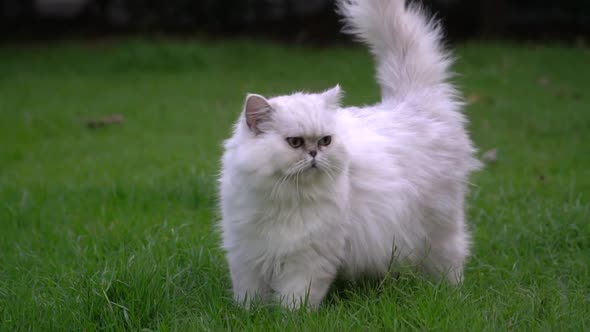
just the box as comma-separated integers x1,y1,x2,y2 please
337,0,453,100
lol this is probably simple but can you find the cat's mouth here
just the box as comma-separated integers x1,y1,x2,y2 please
288,160,322,177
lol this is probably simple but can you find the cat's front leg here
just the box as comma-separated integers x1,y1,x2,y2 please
270,254,337,310
228,254,271,308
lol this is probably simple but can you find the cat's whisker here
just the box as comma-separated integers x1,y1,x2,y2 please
319,159,341,177
317,159,336,182
322,169,335,183
270,159,308,200
270,160,307,199
269,181,280,200
323,159,344,173
270,173,290,200
295,167,302,196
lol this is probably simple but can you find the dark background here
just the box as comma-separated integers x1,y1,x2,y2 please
2,0,590,43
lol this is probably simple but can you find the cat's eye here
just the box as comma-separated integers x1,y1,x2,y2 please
318,136,332,146
286,137,304,148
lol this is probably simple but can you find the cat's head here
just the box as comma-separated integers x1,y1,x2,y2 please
229,86,348,186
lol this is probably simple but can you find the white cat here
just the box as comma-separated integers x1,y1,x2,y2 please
218,0,481,309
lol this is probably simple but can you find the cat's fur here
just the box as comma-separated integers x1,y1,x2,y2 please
218,0,481,309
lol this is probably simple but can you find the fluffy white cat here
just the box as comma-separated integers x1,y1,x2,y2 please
218,0,481,309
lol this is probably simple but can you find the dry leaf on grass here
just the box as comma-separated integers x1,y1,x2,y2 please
87,114,125,129
466,93,496,105
467,93,481,104
538,77,551,87
482,148,498,164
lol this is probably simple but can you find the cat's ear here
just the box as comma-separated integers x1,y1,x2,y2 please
322,84,343,109
244,94,273,135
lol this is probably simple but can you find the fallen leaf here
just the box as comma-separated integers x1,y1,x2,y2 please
538,77,551,87
87,114,125,129
467,93,481,104
482,148,498,164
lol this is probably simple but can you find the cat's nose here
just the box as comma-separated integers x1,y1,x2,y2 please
309,150,317,158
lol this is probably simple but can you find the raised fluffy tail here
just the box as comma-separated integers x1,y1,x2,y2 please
338,0,453,100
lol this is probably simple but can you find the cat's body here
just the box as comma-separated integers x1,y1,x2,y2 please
219,0,480,309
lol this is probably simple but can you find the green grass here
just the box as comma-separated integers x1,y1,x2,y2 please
1,39,589,331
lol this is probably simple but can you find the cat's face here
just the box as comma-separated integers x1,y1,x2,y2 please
237,86,348,185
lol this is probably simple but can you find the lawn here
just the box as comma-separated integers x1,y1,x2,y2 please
0,39,589,331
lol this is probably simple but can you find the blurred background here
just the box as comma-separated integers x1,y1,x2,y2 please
2,0,590,43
